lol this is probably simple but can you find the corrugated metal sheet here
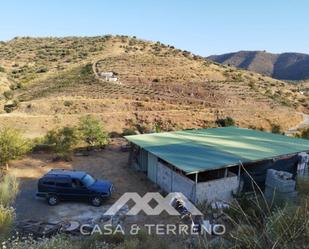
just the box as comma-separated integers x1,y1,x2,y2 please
125,127,309,174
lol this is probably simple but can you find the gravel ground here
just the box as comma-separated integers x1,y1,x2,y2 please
9,140,158,223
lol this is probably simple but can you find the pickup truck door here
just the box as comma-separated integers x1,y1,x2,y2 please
71,178,92,201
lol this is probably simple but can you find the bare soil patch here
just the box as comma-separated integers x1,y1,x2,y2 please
9,139,159,223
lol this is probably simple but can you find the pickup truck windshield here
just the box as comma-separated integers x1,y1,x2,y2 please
81,174,96,187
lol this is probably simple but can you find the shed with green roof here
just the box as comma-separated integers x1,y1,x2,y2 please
126,127,309,203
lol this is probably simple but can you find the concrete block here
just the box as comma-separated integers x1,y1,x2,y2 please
265,169,296,191
264,169,297,202
265,182,296,193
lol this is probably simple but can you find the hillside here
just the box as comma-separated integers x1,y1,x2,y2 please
0,72,11,93
208,51,309,81
0,36,307,137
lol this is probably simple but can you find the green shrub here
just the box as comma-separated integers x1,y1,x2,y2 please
248,81,257,90
63,100,73,107
271,124,282,134
301,128,309,139
232,73,243,81
0,66,5,73
0,174,19,207
3,90,13,100
216,117,235,127
135,124,152,134
44,127,79,160
154,121,163,133
78,115,109,148
0,205,14,239
265,89,272,95
122,128,137,136
4,100,19,113
0,174,18,241
108,131,121,138
0,128,31,169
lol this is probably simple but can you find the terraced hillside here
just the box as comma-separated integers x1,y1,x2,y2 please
0,71,11,93
0,36,306,137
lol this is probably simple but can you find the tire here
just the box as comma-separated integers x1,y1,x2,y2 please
47,195,59,206
91,196,103,207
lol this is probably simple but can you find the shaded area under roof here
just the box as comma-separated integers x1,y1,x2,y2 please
125,127,309,174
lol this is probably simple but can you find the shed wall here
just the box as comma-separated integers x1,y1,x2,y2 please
137,148,148,172
157,162,172,192
147,153,158,183
196,175,239,203
242,155,299,191
157,162,195,201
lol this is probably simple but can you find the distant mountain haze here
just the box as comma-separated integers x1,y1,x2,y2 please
208,51,309,81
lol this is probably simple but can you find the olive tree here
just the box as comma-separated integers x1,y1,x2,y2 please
78,115,108,148
45,126,79,160
0,128,31,170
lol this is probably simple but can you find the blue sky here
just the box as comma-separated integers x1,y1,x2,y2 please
0,0,308,56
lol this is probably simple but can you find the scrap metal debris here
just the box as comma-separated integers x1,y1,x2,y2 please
17,220,63,237
16,204,130,238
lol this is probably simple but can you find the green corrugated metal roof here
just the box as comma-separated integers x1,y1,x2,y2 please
125,127,309,174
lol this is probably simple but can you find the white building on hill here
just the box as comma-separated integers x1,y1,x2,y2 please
101,72,118,82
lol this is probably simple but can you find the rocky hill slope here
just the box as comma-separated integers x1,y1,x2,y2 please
0,36,307,137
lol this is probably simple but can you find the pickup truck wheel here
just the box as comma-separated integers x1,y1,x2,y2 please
47,195,59,206
91,196,103,207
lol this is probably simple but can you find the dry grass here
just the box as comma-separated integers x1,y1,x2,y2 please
0,35,305,137
1,235,109,249
0,174,19,207
0,205,14,239
0,174,19,240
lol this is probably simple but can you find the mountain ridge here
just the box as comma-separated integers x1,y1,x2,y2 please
208,51,309,81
